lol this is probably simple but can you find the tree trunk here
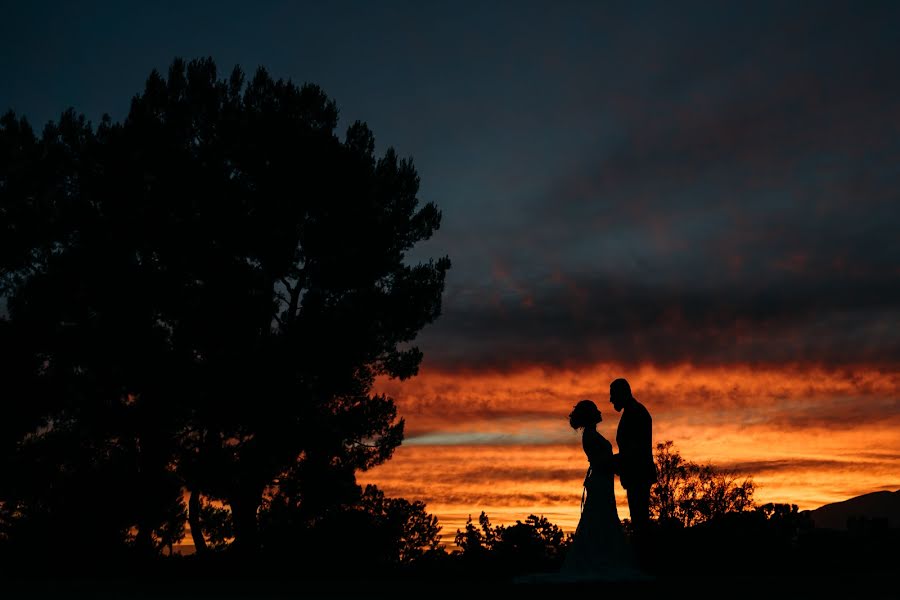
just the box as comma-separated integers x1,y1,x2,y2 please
188,488,208,555
229,491,261,555
134,523,154,556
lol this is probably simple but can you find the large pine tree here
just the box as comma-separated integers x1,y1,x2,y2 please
0,57,450,557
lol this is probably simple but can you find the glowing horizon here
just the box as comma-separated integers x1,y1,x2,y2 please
359,361,900,540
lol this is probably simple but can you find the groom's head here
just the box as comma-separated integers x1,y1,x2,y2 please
609,378,633,412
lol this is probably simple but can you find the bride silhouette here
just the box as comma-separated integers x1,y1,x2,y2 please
516,400,651,584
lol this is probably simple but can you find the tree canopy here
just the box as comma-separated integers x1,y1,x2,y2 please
0,56,450,558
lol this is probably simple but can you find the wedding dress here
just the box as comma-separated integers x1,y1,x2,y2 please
515,427,651,584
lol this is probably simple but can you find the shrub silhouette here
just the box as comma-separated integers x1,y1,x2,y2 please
453,511,572,577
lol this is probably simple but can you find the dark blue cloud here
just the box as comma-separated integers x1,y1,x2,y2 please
3,1,898,368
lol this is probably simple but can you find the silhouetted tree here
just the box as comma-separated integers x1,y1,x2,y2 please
453,511,571,577
146,486,190,556
186,496,235,552
756,502,813,545
651,440,755,528
454,511,498,559
492,514,570,573
257,483,444,574
0,105,188,559
355,484,444,564
0,56,450,558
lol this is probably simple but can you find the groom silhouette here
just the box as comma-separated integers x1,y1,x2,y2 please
610,378,657,534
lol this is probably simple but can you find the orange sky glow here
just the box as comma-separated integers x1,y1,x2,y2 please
358,362,900,541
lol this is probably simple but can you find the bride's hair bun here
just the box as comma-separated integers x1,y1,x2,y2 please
569,399,602,429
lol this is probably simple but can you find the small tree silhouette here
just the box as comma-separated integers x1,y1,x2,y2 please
453,511,572,577
651,440,755,528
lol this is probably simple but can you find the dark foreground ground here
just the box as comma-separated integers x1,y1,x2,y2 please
6,526,898,599
9,570,899,600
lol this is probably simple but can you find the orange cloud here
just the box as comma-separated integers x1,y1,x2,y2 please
376,362,898,437
361,362,900,540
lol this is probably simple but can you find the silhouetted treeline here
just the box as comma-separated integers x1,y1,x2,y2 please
450,512,571,578
432,442,898,582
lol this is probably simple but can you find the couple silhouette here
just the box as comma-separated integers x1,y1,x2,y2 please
517,377,656,584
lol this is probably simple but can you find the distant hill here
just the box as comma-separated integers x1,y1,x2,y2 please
803,490,900,530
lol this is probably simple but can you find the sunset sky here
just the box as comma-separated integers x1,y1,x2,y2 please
3,1,898,540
